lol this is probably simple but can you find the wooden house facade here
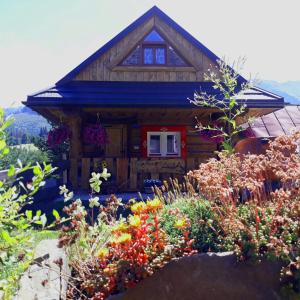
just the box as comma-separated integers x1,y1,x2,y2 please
24,6,284,191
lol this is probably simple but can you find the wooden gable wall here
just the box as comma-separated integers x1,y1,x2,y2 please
74,16,218,82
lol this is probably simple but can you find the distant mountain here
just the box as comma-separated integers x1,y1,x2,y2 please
258,80,300,104
4,105,50,137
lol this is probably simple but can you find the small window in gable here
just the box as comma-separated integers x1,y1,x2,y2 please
120,29,189,67
121,45,141,65
144,30,165,42
168,46,187,66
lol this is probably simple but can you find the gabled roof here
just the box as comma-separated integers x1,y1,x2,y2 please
243,105,300,137
26,81,284,108
56,6,222,86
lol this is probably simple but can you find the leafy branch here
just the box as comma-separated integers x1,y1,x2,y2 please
190,58,252,153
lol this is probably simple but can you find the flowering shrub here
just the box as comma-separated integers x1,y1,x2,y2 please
161,197,222,252
55,130,300,298
83,124,108,146
188,132,300,295
47,125,71,147
188,132,300,204
59,179,196,299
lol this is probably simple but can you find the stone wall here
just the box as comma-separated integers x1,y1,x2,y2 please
108,252,284,300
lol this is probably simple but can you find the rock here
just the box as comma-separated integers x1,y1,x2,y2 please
14,239,70,300
108,252,284,300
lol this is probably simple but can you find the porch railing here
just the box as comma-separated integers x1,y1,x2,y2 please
68,157,202,191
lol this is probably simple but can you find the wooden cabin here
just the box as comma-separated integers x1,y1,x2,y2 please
24,6,284,191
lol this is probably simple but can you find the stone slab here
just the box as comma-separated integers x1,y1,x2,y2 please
14,239,70,300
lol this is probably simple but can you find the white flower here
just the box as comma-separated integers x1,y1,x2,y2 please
101,168,111,181
89,196,100,208
59,185,68,195
64,191,74,202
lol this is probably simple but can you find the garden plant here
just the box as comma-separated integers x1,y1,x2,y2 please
0,107,57,298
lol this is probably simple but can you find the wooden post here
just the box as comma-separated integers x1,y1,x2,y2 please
117,158,129,191
67,114,82,189
81,158,91,190
69,159,78,189
129,158,138,190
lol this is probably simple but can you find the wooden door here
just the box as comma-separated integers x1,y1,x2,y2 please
105,125,127,157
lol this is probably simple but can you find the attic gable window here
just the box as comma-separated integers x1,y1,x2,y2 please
144,30,164,42
120,29,188,67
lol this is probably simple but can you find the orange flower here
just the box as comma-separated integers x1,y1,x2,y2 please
97,248,109,259
118,233,132,244
112,221,128,233
146,198,162,211
129,215,142,227
174,218,188,229
131,202,147,214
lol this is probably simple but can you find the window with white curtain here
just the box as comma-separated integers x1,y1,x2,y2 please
147,132,181,157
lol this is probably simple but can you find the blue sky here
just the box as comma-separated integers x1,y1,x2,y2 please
1,0,300,107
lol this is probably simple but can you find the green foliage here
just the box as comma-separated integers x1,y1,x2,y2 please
0,144,49,170
0,107,55,299
160,197,222,252
190,58,251,153
32,136,68,163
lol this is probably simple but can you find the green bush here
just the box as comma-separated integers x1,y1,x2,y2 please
0,107,55,298
0,145,49,170
160,197,222,252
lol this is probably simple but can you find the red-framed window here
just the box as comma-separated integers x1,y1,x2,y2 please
141,126,186,159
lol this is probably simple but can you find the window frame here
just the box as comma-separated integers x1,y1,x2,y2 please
147,131,181,158
120,28,190,67
142,45,167,65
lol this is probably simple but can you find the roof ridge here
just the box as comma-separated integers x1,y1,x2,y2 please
55,6,231,86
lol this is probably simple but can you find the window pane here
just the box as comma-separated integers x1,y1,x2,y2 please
122,46,141,65
144,30,165,42
156,48,165,64
169,46,187,66
149,135,161,154
167,134,179,154
144,48,153,64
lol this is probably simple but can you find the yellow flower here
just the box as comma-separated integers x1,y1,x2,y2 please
131,202,147,214
174,218,188,229
117,233,132,244
129,215,142,227
97,248,109,259
146,198,162,211
112,221,128,233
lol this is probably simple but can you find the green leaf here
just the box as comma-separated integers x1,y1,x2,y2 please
36,210,42,217
3,147,10,155
229,99,236,109
33,166,41,176
0,180,3,188
25,210,33,220
0,140,6,150
1,230,13,243
7,165,15,177
52,209,60,220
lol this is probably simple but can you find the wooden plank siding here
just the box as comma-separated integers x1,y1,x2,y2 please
73,16,219,83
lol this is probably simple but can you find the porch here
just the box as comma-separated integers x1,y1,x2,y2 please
68,156,204,191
